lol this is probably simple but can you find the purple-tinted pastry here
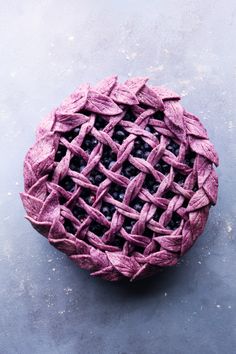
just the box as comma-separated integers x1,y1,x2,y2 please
21,76,219,281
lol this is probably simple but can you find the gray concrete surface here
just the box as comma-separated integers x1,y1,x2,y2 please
0,1,235,353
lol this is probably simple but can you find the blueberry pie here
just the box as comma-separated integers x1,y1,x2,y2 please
21,76,219,281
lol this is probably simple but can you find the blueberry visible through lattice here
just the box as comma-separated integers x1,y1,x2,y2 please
167,212,182,230
143,228,154,238
166,140,180,156
113,234,126,248
132,136,152,159
72,205,86,222
153,208,163,222
70,155,86,172
143,174,160,194
163,190,175,199
145,125,156,134
112,125,129,144
153,111,165,121
89,169,106,185
174,172,186,186
89,220,108,237
100,202,116,221
155,159,170,175
55,144,67,162
100,145,117,169
130,197,145,212
64,218,76,234
123,108,136,122
109,183,125,202
123,217,136,233
64,126,81,142
94,115,108,130
81,134,98,154
79,189,95,206
185,150,196,167
59,176,75,192
121,161,139,179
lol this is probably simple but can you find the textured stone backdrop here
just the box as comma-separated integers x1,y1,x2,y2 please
0,1,235,353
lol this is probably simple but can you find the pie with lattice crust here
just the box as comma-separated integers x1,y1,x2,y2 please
21,76,219,281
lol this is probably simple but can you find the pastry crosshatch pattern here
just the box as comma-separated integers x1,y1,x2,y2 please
21,76,218,281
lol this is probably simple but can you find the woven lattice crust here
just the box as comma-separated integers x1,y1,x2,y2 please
21,76,218,281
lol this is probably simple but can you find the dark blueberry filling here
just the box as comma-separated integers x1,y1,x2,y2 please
185,150,196,167
64,219,76,234
167,212,181,230
123,218,136,233
59,176,75,192
133,246,145,254
101,145,116,169
81,134,98,153
143,228,153,238
143,174,160,194
47,170,54,182
174,173,186,186
163,190,175,199
145,125,156,134
133,148,143,158
155,159,170,175
59,196,67,204
121,161,139,179
193,184,198,192
100,202,116,221
72,205,87,221
113,234,125,248
166,141,180,156
109,183,126,202
69,155,86,172
153,111,165,121
64,126,80,142
89,170,106,185
55,144,67,162
153,208,163,222
89,220,108,237
145,124,160,138
139,103,149,110
80,189,95,205
79,109,91,116
132,137,152,159
94,115,107,130
112,125,129,144
123,109,136,122
182,199,189,208
130,197,145,212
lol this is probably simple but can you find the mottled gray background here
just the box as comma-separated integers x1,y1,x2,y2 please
0,1,235,353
